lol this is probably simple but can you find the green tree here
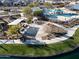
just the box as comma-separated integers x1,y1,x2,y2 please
33,10,43,16
27,15,33,24
44,2,52,8
22,6,32,15
27,19,32,24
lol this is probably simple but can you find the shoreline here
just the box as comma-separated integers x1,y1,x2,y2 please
0,45,78,58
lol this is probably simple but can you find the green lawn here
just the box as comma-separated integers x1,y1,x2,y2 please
0,29,79,57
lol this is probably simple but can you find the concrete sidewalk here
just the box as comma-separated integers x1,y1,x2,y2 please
38,25,79,44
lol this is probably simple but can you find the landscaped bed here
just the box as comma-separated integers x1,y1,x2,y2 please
0,28,79,57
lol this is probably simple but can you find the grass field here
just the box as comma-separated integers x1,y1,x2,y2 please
0,29,79,57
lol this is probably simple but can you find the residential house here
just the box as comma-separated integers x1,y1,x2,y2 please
1,0,14,6
13,0,29,6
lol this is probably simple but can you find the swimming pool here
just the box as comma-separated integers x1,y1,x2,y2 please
58,13,78,17
43,9,78,19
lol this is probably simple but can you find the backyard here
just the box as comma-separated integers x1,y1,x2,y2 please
0,28,79,56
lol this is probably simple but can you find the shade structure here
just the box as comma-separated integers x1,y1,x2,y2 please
8,17,27,25
71,4,79,10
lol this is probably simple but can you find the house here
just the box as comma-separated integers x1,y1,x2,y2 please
0,0,75,6
43,0,73,4
1,0,14,6
38,0,45,3
13,0,29,6
0,0,3,6
28,0,37,3
1,0,29,6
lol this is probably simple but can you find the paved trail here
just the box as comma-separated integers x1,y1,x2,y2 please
0,25,79,44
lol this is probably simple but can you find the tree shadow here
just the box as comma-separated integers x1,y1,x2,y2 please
0,45,8,51
64,40,77,48
26,44,59,53
26,44,48,48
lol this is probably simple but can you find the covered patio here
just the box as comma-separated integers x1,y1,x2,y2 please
8,17,27,25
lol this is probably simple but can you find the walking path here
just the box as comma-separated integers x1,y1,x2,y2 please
0,25,79,44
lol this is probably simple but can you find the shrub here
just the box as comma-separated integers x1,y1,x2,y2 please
6,25,21,35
